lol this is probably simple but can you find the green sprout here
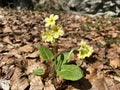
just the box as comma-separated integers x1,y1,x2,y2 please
33,14,93,81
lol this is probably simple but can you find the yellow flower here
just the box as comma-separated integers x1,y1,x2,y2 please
77,40,93,59
51,24,64,39
45,14,59,27
42,30,54,43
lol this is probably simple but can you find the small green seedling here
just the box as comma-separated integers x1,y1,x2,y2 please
33,14,93,81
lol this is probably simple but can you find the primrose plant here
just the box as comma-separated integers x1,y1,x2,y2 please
33,14,93,81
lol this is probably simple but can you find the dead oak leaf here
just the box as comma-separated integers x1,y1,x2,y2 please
110,58,120,68
26,60,46,75
3,36,12,44
10,67,29,90
29,75,44,90
18,45,34,53
44,80,56,90
3,49,22,58
3,26,12,33
26,51,39,59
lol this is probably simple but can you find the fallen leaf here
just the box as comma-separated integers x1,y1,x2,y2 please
26,51,39,58
18,45,34,53
26,61,45,75
3,26,12,33
110,58,120,68
44,80,56,90
113,76,120,82
3,49,22,58
0,15,4,19
3,36,12,44
0,79,10,90
66,85,79,90
29,75,44,90
98,39,106,46
10,67,29,90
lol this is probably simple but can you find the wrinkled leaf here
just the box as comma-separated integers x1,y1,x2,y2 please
32,68,44,76
38,45,54,61
57,64,83,81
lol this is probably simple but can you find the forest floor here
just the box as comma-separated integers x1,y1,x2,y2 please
0,8,120,90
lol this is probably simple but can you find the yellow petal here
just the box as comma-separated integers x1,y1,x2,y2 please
54,15,59,20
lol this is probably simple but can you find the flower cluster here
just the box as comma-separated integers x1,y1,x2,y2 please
77,40,93,59
42,14,64,44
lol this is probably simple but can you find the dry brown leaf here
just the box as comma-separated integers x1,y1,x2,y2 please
86,72,111,90
18,45,34,53
66,85,79,90
7,44,14,49
87,61,103,74
0,15,4,19
3,49,22,58
26,51,39,58
108,30,118,38
26,61,45,75
68,23,80,28
44,80,56,90
98,39,106,46
0,43,4,48
10,67,29,90
3,26,12,33
3,36,12,44
29,75,44,90
110,58,120,68
89,78,109,90
113,76,120,82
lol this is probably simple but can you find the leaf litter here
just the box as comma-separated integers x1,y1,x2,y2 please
0,8,120,90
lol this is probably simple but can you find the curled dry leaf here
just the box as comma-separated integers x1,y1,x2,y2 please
3,36,12,44
3,26,12,33
18,45,34,53
29,75,44,90
98,39,106,46
26,51,39,58
87,73,111,90
113,76,120,82
0,15,4,19
3,49,22,58
44,80,56,90
10,67,29,90
110,58,120,68
2,65,15,79
26,60,46,75
66,85,79,90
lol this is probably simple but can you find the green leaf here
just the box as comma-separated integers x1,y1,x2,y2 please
55,49,74,72
55,54,64,72
62,49,74,63
38,45,54,61
86,21,92,27
32,68,44,76
57,49,73,64
57,64,83,81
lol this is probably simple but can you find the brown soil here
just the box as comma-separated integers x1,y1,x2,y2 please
0,8,120,90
